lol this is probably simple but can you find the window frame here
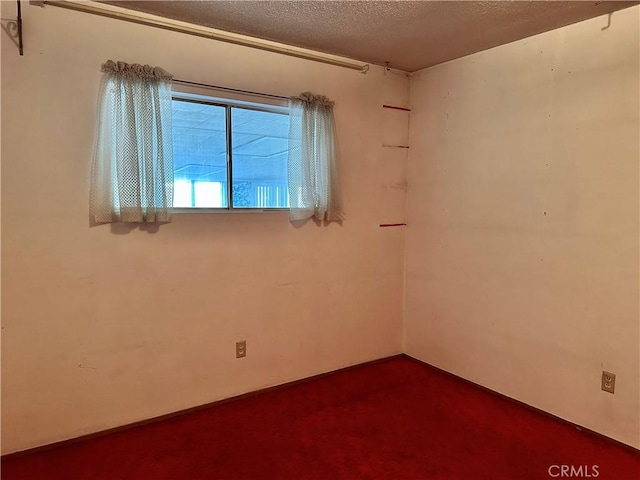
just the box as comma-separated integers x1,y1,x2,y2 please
171,83,290,214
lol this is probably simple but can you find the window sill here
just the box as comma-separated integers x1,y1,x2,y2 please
173,208,290,214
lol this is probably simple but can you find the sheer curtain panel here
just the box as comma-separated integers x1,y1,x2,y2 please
288,92,343,222
90,60,174,223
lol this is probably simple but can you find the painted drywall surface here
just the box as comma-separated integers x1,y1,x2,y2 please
0,4,408,454
405,7,640,448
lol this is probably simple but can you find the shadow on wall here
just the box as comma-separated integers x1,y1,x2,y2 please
108,222,167,235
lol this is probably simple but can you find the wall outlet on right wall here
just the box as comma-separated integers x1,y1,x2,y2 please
236,340,247,358
601,371,616,394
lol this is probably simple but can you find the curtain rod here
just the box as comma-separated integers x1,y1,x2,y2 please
31,0,370,74
173,79,289,101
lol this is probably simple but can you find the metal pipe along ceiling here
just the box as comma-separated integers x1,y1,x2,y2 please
30,0,370,73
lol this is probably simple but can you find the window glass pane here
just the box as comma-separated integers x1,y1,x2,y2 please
172,100,228,208
174,179,193,208
231,107,289,208
194,181,224,208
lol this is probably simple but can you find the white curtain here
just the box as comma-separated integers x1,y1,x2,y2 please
287,92,343,222
90,60,174,224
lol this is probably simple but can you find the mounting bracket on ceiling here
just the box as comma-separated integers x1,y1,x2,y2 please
1,0,24,55
17,0,23,55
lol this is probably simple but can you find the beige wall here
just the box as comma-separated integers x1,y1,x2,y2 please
0,4,407,454
405,6,639,448
3,1,638,456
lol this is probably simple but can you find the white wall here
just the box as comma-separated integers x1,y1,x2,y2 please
0,3,407,454
405,7,639,448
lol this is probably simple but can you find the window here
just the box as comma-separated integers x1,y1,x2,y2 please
171,85,290,210
91,62,340,224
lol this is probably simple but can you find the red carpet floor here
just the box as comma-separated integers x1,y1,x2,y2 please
2,356,639,480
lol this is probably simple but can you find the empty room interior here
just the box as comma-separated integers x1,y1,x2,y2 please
1,1,639,478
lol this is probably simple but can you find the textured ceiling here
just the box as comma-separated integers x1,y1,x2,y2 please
106,1,638,72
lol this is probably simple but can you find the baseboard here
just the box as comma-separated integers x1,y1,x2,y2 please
402,353,640,454
5,353,637,459
1,353,404,459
